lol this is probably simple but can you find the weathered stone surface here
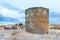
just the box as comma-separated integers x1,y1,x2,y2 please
25,7,49,34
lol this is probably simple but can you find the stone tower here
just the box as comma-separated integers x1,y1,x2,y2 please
25,7,49,34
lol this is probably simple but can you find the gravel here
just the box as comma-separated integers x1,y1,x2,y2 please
0,30,60,40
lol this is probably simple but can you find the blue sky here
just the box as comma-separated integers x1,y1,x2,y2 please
0,0,60,25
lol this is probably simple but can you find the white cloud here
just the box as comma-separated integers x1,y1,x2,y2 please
0,6,25,24
0,0,60,24
0,6,25,20
2,0,59,13
1,0,60,12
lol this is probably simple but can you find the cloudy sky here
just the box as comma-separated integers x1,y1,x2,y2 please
0,0,60,25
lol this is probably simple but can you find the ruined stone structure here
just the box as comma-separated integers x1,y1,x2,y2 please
25,7,49,34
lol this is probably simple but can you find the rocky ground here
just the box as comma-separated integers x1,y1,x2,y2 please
0,29,60,40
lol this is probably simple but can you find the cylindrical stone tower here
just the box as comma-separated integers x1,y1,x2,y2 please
25,7,49,34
